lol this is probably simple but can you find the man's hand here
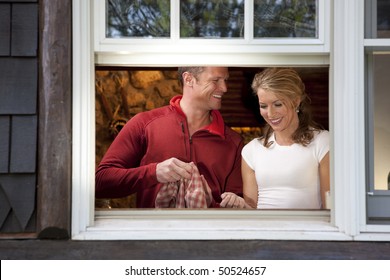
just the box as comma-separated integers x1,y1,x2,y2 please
156,158,193,183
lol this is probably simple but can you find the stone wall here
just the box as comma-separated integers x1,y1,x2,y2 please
95,69,181,208
96,69,181,164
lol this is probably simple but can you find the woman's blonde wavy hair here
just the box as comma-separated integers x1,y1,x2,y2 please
251,68,322,147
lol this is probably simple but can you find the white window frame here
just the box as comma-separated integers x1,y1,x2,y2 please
94,0,330,66
72,0,390,241
361,0,390,233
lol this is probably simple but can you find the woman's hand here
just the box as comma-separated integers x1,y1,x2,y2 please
220,192,248,208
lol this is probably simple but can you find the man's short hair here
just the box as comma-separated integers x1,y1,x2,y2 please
177,67,205,85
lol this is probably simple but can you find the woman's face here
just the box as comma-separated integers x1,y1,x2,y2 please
257,88,298,134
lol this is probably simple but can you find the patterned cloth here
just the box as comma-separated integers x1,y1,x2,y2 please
155,165,212,208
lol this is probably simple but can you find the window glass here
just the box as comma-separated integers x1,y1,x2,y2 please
106,0,170,38
103,0,325,41
180,0,245,38
253,0,318,38
377,0,390,38
365,0,390,38
366,52,390,224
365,1,390,224
371,53,390,191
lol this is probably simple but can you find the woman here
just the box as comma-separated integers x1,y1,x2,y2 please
221,68,329,209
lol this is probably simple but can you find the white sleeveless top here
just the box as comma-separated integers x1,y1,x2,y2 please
242,130,329,209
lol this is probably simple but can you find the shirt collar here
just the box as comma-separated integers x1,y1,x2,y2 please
170,95,225,138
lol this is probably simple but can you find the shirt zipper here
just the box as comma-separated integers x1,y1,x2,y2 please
181,121,193,159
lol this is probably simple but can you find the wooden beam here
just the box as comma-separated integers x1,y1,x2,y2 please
37,0,72,238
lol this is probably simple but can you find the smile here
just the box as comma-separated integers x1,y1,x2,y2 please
212,94,222,99
269,118,282,125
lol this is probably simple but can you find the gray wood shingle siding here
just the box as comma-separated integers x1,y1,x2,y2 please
0,58,37,114
10,116,37,173
0,1,38,233
0,4,10,55
11,4,38,56
0,117,10,173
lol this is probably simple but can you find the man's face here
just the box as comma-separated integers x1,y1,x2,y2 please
192,67,229,111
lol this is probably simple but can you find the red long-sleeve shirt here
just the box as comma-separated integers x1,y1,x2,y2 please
95,95,243,208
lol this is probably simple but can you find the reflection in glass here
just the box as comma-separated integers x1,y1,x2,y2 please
106,0,170,38
254,0,317,38
372,54,390,190
180,0,245,38
377,0,390,38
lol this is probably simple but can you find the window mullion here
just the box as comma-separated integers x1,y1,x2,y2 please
332,0,366,237
171,0,179,41
245,0,253,41
72,0,95,237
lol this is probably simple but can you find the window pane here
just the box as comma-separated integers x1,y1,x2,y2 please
106,0,170,38
365,0,390,38
254,0,317,38
377,0,390,38
366,52,390,224
372,53,390,191
180,0,245,38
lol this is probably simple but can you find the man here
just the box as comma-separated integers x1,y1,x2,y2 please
95,67,243,208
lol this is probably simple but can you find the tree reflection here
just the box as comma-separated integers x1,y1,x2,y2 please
106,0,317,39
107,0,170,38
377,0,390,38
180,0,245,38
254,0,317,38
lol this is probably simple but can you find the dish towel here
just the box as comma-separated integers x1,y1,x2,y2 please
155,164,212,208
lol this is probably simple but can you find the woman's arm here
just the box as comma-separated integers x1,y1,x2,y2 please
220,158,259,209
319,152,330,209
242,158,258,209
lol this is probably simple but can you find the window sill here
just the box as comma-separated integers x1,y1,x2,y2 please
72,209,351,241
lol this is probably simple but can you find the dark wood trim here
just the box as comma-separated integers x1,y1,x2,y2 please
1,240,390,259
0,233,37,240
37,0,72,238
